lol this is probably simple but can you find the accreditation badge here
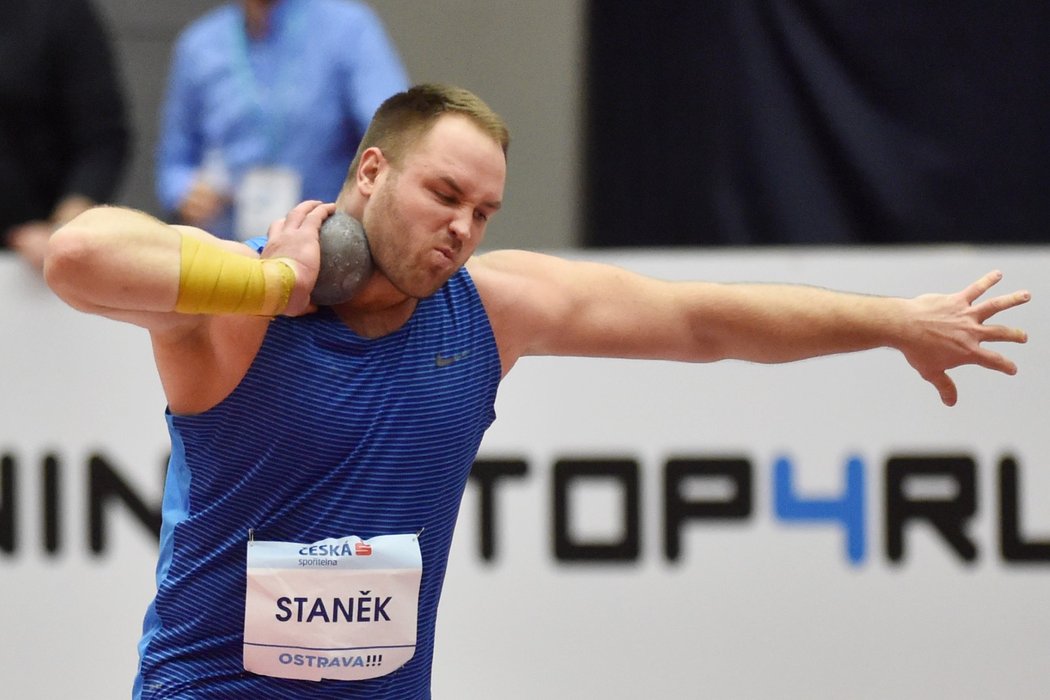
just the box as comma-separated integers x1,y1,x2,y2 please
243,533,422,681
233,166,302,241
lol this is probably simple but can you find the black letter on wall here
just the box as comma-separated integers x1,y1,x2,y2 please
468,459,528,561
1000,456,1050,563
43,454,61,554
664,458,752,562
553,459,639,562
88,454,162,554
885,455,977,564
0,454,15,554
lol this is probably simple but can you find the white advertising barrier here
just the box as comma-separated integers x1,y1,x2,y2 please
0,248,1047,699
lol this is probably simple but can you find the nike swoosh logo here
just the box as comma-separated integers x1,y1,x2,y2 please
435,350,470,367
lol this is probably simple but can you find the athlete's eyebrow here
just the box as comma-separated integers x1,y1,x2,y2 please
439,175,502,211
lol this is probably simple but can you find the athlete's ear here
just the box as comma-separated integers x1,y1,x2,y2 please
356,148,386,196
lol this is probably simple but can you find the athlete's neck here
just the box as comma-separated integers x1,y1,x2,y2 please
332,296,419,339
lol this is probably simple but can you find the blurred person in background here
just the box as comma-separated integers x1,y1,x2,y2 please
156,0,409,241
0,0,130,271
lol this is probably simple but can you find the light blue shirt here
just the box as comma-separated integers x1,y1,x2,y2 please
156,0,409,239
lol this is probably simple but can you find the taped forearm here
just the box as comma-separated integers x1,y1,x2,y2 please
174,234,295,316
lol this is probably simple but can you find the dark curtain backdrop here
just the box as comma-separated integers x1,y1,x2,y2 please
584,2,1050,246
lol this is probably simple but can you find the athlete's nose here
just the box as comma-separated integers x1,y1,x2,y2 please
448,209,472,242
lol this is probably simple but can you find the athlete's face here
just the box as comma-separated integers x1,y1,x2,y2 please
362,114,506,299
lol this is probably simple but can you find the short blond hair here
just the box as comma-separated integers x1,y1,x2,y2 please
344,84,510,187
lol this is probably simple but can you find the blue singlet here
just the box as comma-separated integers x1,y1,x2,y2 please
134,268,501,698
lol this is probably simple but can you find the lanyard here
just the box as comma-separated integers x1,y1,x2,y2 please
229,0,309,160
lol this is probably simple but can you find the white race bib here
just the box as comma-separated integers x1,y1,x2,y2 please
233,166,302,241
243,533,422,682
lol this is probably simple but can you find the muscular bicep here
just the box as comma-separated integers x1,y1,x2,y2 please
45,207,270,411
468,251,716,369
46,210,254,330
535,260,716,360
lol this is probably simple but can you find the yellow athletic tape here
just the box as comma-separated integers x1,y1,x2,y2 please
174,235,295,315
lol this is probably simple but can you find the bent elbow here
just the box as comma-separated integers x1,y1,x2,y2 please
44,217,105,308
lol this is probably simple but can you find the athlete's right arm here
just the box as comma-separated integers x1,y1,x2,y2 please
44,202,329,331
45,202,332,413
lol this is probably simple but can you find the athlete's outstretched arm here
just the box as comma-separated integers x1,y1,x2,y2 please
469,251,1030,406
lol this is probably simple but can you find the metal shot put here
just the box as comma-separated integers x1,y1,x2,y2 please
311,211,373,306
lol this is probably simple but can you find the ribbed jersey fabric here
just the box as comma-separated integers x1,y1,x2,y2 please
134,268,501,698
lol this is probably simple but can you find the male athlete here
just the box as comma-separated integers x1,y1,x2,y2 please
45,84,1029,698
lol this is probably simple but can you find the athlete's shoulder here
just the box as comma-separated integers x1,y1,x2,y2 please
467,249,567,276
466,250,579,300
464,250,570,333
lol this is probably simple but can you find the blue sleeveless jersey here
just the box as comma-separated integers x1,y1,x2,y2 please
135,268,501,698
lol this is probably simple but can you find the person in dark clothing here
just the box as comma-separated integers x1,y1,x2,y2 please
0,0,130,270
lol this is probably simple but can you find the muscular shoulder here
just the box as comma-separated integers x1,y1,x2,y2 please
466,249,637,314
465,251,582,370
467,250,567,313
466,249,683,366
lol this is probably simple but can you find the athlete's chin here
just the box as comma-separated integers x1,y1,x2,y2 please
419,275,455,298
394,270,457,300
